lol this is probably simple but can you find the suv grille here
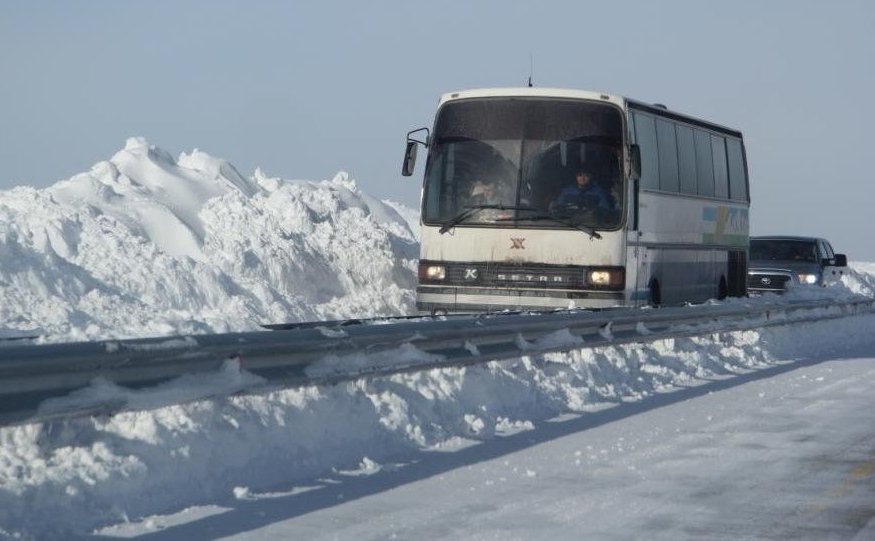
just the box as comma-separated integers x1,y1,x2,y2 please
747,273,791,291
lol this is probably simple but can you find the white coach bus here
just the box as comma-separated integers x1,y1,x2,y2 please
402,87,749,313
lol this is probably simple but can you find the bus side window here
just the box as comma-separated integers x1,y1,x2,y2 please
694,129,715,197
712,135,729,199
656,119,679,192
726,138,748,202
633,112,659,191
676,124,697,195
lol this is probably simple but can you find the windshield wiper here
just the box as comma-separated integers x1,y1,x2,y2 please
439,206,603,239
438,205,536,234
496,211,602,239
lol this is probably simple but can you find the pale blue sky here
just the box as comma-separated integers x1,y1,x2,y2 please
2,0,874,258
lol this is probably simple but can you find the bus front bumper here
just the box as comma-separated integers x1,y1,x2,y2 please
416,286,626,314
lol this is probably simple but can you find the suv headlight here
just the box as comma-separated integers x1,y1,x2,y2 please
797,273,818,285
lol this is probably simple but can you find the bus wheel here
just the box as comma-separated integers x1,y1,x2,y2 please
649,279,662,307
718,277,728,300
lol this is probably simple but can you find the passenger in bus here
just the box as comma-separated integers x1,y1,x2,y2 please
550,168,615,211
468,179,503,205
466,179,513,222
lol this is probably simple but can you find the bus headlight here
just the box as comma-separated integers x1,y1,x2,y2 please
419,264,446,281
586,267,625,288
797,273,818,285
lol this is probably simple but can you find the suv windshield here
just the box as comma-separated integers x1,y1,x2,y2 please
750,239,818,262
422,97,624,232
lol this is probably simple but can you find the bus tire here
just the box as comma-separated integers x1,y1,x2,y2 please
649,279,661,307
718,276,728,300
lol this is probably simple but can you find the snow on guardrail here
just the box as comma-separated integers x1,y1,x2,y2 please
1,295,873,427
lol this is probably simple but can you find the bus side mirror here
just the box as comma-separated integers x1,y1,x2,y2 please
402,141,418,177
629,144,641,180
402,127,430,177
834,253,848,267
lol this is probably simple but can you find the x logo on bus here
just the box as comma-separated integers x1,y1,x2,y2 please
510,238,526,249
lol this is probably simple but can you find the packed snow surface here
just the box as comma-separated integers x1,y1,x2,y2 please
0,137,418,343
1,140,874,539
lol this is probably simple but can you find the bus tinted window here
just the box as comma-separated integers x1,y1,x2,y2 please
694,129,714,197
712,135,729,199
676,124,696,195
656,119,679,192
726,138,747,202
633,112,659,191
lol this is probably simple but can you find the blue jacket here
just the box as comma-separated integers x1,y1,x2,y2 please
555,183,615,209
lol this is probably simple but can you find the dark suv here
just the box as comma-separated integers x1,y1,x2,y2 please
747,236,847,293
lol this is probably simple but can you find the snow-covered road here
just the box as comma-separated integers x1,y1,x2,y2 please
235,356,873,541
80,316,875,541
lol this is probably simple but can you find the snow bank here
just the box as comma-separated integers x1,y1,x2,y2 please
0,138,418,342
2,312,875,539
842,261,875,296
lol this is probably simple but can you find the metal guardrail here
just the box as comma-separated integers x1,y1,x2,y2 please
1,296,873,427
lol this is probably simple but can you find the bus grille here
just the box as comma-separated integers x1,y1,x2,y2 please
445,262,586,289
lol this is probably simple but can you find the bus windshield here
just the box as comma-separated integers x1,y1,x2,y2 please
422,97,625,231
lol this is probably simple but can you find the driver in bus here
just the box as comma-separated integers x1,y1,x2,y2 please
550,168,615,211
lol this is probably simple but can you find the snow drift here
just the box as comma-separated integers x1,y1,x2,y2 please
0,138,418,342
